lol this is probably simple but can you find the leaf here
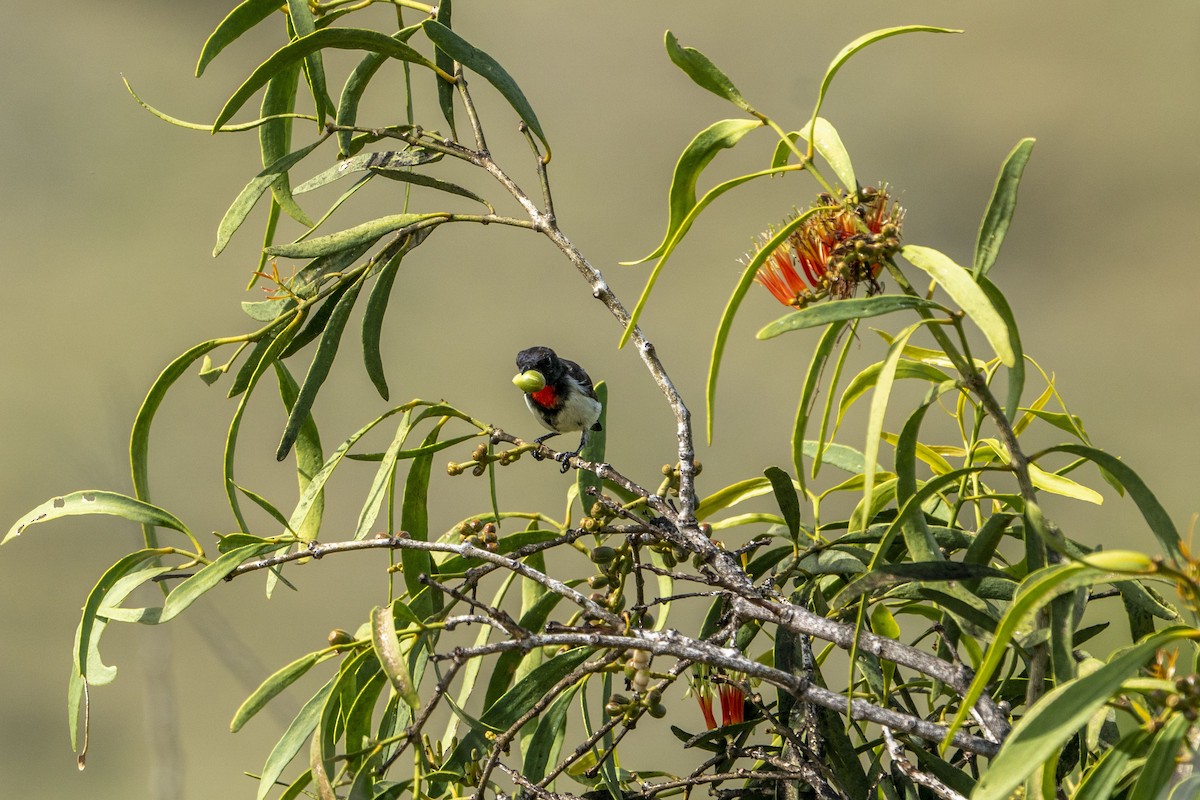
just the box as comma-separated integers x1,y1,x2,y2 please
131,339,226,548
371,605,421,709
576,382,608,513
623,119,761,267
335,25,423,156
215,27,445,133
284,0,333,126
422,21,549,157
795,117,856,190
974,138,1035,277
758,295,936,339
1074,729,1149,800
809,26,960,132
1027,462,1103,505
697,477,776,520
664,31,754,113
861,321,926,532
159,542,287,623
399,423,444,616
521,685,581,784
256,678,336,800
764,466,801,542
973,627,1200,800
293,149,439,194
978,275,1025,422
433,0,455,136
900,244,1016,366
369,168,492,210
708,206,828,442
1042,444,1181,560
801,440,865,474
275,362,325,543
6,491,192,546
353,411,414,541
276,276,365,460
77,550,172,682
232,649,335,732
362,248,407,401
791,321,850,487
266,213,438,259
260,58,312,228
215,136,328,257
196,0,283,76
1130,712,1191,800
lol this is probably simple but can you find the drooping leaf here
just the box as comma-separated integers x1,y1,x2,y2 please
422,21,549,157
521,684,581,785
795,117,856,190
432,0,455,136
664,31,754,113
6,490,192,546
276,275,365,460
293,148,439,194
975,138,1036,277
900,244,1016,366
764,466,801,542
400,422,446,616
214,28,445,133
576,382,608,513
808,26,960,134
275,362,325,543
369,168,492,210
335,24,424,156
196,0,284,76
158,541,287,623
979,275,1025,422
260,58,313,228
791,321,849,487
623,119,761,268
371,605,421,709
362,249,406,401
256,678,336,800
215,136,328,257
232,649,335,733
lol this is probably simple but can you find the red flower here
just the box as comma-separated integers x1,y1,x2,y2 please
718,680,745,726
751,185,904,308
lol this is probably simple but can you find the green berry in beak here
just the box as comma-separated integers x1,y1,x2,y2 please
512,370,546,392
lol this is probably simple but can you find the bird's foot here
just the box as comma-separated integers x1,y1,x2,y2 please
555,452,573,473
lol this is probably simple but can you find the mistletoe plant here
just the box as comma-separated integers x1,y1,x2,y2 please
8,4,1199,800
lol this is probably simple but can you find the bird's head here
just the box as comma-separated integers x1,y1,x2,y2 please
512,346,562,392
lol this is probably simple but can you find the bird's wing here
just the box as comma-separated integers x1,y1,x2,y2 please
561,358,596,396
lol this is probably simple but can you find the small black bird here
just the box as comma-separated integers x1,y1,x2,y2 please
512,346,602,472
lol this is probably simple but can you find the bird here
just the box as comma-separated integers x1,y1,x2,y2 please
512,346,602,472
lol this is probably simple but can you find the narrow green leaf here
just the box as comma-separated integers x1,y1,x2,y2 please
483,588,570,709
623,118,761,267
362,248,407,401
974,627,1200,800
708,206,829,442
796,117,856,190
77,549,171,682
801,440,864,474
256,678,336,800
293,149,439,194
809,26,960,133
664,31,753,113
1131,705,1192,800
764,466,801,542
260,58,313,228
371,605,421,709
335,25,423,156
837,360,952,434
522,685,581,784
791,321,849,487
894,386,956,561
266,213,437,259
369,168,492,210
284,0,332,125
861,321,926,532
131,339,226,548
1028,462,1103,505
276,276,365,460
400,424,444,615
215,136,328,257
275,362,325,543
758,295,936,339
159,542,286,623
1042,443,1181,560
1074,729,1149,800
232,649,334,732
6,491,191,546
215,28,445,133
225,316,303,532
975,138,1035,277
422,21,549,157
900,244,1016,366
196,0,282,77
697,477,775,520
354,411,413,541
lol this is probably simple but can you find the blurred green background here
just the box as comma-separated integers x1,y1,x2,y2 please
2,2,1197,797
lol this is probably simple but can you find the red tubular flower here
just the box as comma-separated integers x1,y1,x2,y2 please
718,680,745,726
750,185,904,308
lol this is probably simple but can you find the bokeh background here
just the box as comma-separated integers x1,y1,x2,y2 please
2,2,1198,797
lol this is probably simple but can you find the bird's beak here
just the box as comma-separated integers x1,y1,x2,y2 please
512,370,546,393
